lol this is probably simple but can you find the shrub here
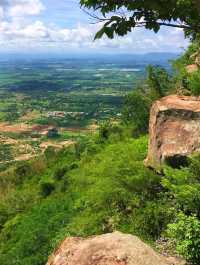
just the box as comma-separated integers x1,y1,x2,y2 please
133,202,174,240
162,161,200,215
189,154,200,181
0,197,72,265
188,70,200,95
53,167,68,180
98,122,124,142
0,204,9,231
14,163,32,185
0,144,13,162
167,212,200,264
74,138,89,158
98,121,112,141
122,91,151,135
40,179,55,197
44,146,57,161
147,65,172,99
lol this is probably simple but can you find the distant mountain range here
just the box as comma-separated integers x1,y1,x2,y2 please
0,52,180,62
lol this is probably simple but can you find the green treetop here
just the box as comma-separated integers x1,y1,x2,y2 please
80,0,200,40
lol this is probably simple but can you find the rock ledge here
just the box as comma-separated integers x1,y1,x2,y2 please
145,95,200,170
46,231,184,265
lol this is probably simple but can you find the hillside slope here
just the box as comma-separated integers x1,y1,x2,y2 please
0,135,165,265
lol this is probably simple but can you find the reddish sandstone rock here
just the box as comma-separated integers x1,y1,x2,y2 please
186,64,198,74
145,95,200,170
46,232,184,265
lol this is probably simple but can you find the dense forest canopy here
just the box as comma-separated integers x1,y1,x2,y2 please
80,0,200,40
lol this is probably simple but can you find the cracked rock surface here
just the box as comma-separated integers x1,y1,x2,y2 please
46,231,185,265
145,95,200,170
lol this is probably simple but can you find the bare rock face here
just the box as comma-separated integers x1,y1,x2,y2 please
186,64,198,74
46,232,184,265
145,95,200,170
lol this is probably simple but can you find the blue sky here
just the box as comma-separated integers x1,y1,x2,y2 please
0,0,189,54
40,0,88,27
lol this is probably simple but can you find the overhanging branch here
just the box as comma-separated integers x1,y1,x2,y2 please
81,8,198,32
135,22,192,30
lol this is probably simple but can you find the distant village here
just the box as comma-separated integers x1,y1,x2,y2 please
46,111,85,118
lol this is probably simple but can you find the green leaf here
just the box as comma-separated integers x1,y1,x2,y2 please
104,27,114,38
94,28,105,40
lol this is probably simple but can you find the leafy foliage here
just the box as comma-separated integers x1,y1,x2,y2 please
172,37,200,95
2,126,200,264
188,70,200,95
162,155,200,216
122,65,172,135
167,212,200,264
122,91,151,135
1,39,200,265
0,133,168,265
39,179,55,197
80,0,200,40
146,65,172,99
1,97,200,265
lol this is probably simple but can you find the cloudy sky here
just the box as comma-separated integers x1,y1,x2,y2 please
0,0,189,54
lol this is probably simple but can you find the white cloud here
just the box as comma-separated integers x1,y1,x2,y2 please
0,0,45,20
0,21,189,53
0,7,4,20
0,0,188,53
20,21,48,39
8,0,45,17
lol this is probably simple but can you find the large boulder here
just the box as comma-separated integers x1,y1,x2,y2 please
145,95,200,170
186,64,198,74
46,231,184,265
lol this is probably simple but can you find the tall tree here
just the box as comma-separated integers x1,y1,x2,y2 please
80,0,200,40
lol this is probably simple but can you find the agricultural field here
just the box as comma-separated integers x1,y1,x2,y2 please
0,53,175,165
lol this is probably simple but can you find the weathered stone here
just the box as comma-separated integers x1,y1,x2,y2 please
145,95,200,170
195,55,200,66
186,64,198,74
46,231,184,265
